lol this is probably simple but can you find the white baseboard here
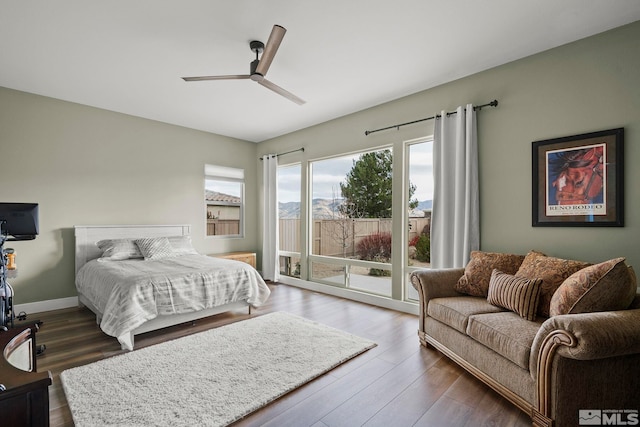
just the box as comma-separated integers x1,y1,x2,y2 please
277,276,419,316
14,296,79,316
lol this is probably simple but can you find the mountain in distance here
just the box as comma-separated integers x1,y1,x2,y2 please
279,199,344,219
278,201,302,219
279,199,432,219
416,200,432,210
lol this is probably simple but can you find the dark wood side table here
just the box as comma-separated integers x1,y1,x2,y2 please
0,322,52,426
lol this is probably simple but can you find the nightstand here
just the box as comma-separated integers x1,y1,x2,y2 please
0,322,52,427
210,251,256,268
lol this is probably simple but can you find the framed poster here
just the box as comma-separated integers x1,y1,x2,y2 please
532,128,624,227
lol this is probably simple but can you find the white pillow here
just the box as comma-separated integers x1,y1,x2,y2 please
97,239,143,261
167,236,199,255
135,237,179,260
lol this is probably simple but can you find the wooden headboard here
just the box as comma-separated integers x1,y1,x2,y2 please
73,224,191,275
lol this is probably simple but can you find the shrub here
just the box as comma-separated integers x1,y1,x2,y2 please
356,233,392,276
414,234,430,262
356,232,392,262
369,266,391,277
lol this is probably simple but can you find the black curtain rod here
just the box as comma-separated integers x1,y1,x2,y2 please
364,100,498,136
260,147,305,160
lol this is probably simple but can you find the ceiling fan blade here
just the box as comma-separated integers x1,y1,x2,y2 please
255,25,286,77
258,78,305,105
182,75,251,81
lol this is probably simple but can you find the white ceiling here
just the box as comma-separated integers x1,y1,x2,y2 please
2,1,639,143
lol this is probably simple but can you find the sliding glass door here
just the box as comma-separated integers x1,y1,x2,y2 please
278,164,301,278
309,149,393,297
405,138,433,301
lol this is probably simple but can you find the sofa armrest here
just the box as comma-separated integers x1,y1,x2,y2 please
410,268,464,346
410,268,465,301
530,308,640,375
531,308,640,426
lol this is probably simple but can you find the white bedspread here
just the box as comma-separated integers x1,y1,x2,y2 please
75,254,270,339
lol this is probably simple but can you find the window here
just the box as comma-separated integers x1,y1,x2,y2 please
278,164,301,277
405,138,433,300
309,148,393,296
204,164,244,238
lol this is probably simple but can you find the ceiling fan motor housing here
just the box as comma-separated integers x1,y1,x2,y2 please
249,40,265,81
250,59,263,81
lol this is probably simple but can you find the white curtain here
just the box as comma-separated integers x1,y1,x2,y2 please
431,104,479,268
262,154,280,281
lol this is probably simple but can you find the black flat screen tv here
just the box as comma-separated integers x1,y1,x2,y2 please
0,203,39,240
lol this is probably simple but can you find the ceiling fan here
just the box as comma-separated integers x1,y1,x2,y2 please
182,25,305,105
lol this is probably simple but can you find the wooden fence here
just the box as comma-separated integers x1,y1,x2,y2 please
279,217,430,257
207,219,240,236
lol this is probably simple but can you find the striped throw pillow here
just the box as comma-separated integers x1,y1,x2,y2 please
487,269,543,321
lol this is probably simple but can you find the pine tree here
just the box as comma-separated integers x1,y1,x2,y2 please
339,149,418,218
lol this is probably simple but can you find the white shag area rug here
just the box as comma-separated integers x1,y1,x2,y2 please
61,312,376,427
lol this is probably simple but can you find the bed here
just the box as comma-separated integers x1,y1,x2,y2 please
74,224,270,351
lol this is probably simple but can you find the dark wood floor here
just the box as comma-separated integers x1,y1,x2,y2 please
33,283,530,427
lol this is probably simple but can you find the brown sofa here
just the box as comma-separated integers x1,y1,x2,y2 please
410,251,640,427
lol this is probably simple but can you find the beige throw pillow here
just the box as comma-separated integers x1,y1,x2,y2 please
454,251,525,297
550,257,637,316
515,251,591,317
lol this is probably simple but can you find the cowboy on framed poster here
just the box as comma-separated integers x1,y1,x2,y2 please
532,127,624,227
